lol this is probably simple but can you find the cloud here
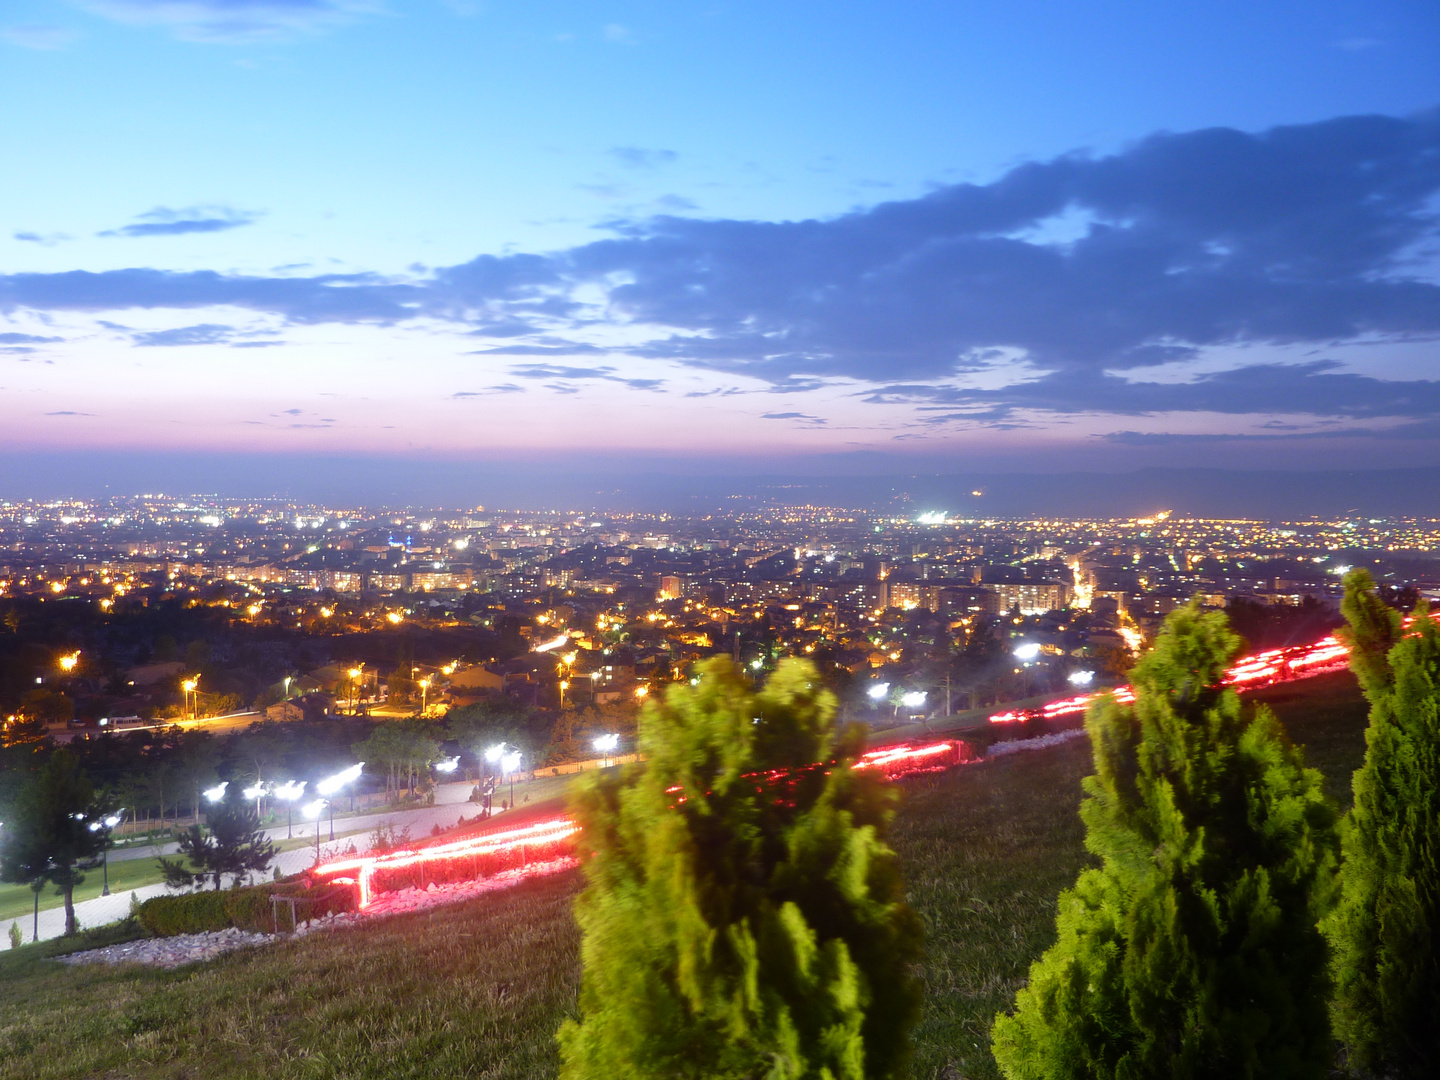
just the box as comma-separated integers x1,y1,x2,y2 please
609,147,678,169
101,205,258,238
508,363,665,391
761,411,826,425
131,323,235,346
13,231,69,246
2,25,78,50
602,23,633,44
45,410,96,417
3,111,1438,429
0,333,63,344
76,1,377,44
454,385,525,397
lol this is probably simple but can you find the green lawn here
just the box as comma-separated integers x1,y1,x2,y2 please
0,670,1372,1080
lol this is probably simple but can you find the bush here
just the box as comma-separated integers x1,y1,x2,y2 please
991,603,1340,1080
8,921,20,949
138,890,233,936
558,658,922,1080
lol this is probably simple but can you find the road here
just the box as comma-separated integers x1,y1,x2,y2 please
22,776,561,945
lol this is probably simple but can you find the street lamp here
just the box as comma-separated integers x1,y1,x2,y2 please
242,780,269,819
317,762,363,839
203,781,228,803
593,733,619,767
419,676,431,717
485,744,523,811
181,676,200,720
274,779,306,839
348,666,363,715
87,811,124,896
58,651,80,673
1068,670,1095,687
302,798,327,859
867,682,890,702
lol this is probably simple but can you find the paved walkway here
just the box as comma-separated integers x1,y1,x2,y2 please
23,777,554,944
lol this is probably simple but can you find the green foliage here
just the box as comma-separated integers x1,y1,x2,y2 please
137,889,232,936
157,786,276,890
1325,571,1440,1078
991,603,1339,1080
8,921,19,949
0,748,105,936
558,657,922,1080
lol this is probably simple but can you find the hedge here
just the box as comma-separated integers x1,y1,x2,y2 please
139,879,356,937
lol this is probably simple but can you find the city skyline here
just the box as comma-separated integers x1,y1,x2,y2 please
2,2,1439,485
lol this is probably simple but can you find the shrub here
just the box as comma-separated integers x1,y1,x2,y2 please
991,603,1340,1080
558,658,922,1080
8,921,20,949
1325,572,1440,1078
138,890,233,936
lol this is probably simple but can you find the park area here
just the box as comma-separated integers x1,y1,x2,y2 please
0,672,1371,1080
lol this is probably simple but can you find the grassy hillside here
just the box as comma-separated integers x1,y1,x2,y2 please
0,670,1370,1080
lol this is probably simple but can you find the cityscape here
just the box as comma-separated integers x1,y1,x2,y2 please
2,2,1437,1078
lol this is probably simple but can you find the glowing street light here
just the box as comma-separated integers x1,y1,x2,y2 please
1013,642,1042,662
302,798,327,859
317,762,363,839
203,781,228,803
434,755,460,774
419,675,432,716
867,682,891,702
87,810,124,895
273,779,307,839
593,733,619,767
1068,670,1095,687
58,651,80,673
900,690,927,709
181,675,201,720
242,780,269,818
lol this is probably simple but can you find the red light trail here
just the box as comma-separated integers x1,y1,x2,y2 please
313,627,1360,911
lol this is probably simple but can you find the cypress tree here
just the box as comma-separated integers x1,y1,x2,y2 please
558,657,922,1080
991,603,1339,1080
1326,570,1440,1078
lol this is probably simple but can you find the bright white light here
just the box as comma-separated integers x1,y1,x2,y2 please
242,782,268,801
1013,642,1042,661
501,751,522,775
435,755,460,773
593,734,620,753
1330,564,1353,576
867,682,890,701
1068,670,1095,686
203,782,228,803
533,633,570,653
916,511,948,525
484,743,505,763
750,659,763,670
900,690,927,708
317,762,363,796
302,799,326,819
274,780,307,801
104,812,123,828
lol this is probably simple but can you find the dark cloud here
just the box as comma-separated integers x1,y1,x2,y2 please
609,147,678,169
131,323,235,347
100,205,258,238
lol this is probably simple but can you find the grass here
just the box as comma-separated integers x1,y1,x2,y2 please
0,671,1373,1080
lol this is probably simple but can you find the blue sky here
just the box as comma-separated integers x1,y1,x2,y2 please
2,1,1438,484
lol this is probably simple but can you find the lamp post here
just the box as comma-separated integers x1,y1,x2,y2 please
274,780,306,839
485,743,522,810
181,676,200,720
348,666,362,715
316,763,363,840
303,799,326,859
593,733,619,768
419,676,431,717
88,811,124,896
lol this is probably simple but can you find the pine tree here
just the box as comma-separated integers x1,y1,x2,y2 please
157,785,276,889
0,748,105,936
558,658,922,1080
1325,570,1440,1078
991,603,1339,1080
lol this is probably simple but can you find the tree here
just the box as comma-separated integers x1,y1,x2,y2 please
558,658,922,1080
0,749,105,935
159,784,276,890
991,603,1339,1080
1324,571,1440,1078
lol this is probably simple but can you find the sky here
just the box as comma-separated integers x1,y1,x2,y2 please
1,1,1439,498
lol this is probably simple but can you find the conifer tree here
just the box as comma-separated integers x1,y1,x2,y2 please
558,658,922,1080
991,603,1339,1080
158,784,275,889
1325,570,1440,1078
